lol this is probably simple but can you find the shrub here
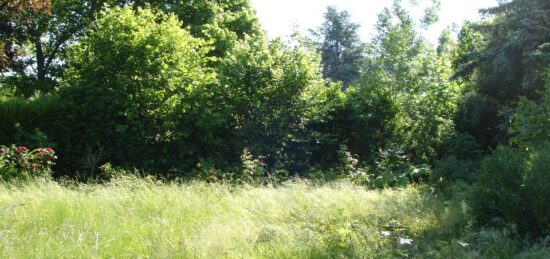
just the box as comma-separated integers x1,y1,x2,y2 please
471,146,525,230
522,142,550,237
240,148,267,183
509,72,550,151
307,84,397,167
0,94,70,148
442,132,482,159
335,145,370,185
471,143,550,238
0,94,72,172
0,145,56,180
61,6,215,173
430,156,476,190
369,147,431,188
455,92,501,148
217,37,327,173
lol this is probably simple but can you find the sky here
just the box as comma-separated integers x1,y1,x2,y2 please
250,0,499,43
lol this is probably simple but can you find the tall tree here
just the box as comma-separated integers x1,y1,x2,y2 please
310,6,363,88
1,0,109,95
359,1,461,163
1,0,262,96
453,0,550,147
362,2,423,96
0,0,51,72
61,6,216,172
132,0,262,58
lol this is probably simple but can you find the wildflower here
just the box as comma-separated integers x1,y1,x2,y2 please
399,238,413,246
17,146,28,153
458,241,469,247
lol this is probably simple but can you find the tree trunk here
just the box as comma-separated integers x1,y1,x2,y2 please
35,36,47,91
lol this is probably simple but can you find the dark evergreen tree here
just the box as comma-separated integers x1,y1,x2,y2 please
453,0,550,148
310,6,363,88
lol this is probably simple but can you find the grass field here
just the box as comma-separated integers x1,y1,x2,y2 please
0,177,548,258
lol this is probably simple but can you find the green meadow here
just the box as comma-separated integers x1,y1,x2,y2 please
0,178,547,258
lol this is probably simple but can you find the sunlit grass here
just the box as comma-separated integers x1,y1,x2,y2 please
0,177,546,258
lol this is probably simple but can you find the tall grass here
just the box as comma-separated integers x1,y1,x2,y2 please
0,178,547,258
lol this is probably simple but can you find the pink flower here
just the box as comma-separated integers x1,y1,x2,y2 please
17,146,28,153
38,147,54,154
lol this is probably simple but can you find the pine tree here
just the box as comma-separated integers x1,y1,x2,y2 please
310,6,363,89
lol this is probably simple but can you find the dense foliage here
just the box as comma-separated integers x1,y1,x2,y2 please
0,0,51,72
219,37,333,173
309,6,363,88
454,0,550,148
0,0,549,245
0,0,261,96
472,143,550,237
60,7,216,175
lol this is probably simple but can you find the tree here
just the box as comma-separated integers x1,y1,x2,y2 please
310,6,363,88
0,0,51,72
509,68,550,150
1,0,262,96
61,6,215,172
132,0,262,58
361,2,423,95
1,0,110,95
306,84,397,166
359,1,461,163
453,0,550,147
217,37,326,172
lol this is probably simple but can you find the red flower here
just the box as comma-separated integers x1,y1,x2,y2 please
17,146,28,153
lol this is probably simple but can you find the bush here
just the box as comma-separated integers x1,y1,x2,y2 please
0,95,70,147
523,142,550,237
307,84,397,167
0,94,74,172
217,37,327,173
455,92,502,148
442,132,482,159
509,74,550,150
0,145,56,180
335,145,370,185
60,6,216,174
430,156,476,190
471,146,525,230
471,143,550,238
367,147,431,188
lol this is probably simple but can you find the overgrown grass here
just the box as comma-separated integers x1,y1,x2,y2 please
0,177,547,258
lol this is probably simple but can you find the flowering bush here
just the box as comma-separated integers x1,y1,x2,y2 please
0,145,56,180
